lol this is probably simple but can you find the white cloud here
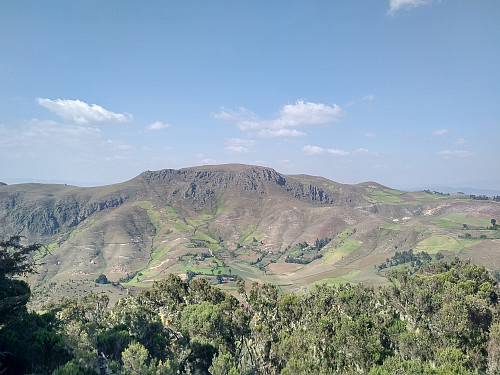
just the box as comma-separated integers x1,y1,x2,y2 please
327,148,350,156
224,138,256,146
388,0,432,14
147,121,170,130
214,107,257,122
303,145,325,155
365,132,376,138
432,128,449,136
37,98,133,124
226,145,250,153
455,138,467,146
277,100,342,128
355,148,370,154
224,138,256,152
438,150,474,158
215,100,341,138
257,129,306,138
303,145,349,156
363,95,374,102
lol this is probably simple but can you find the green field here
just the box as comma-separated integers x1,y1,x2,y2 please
181,255,229,275
134,201,162,231
237,225,256,243
411,191,449,202
433,213,493,229
311,269,361,287
337,228,356,242
326,185,342,194
148,245,171,267
363,188,405,204
215,203,230,215
415,234,480,254
322,239,361,265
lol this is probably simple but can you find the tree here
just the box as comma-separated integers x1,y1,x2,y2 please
186,270,196,283
210,352,240,375
121,341,150,374
493,270,500,283
0,236,42,324
95,273,110,284
0,237,72,375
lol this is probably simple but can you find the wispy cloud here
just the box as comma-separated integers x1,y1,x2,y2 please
257,129,306,138
365,132,376,138
388,0,432,15
455,138,467,146
355,148,371,154
226,146,250,153
105,140,132,150
20,119,101,145
0,119,139,166
303,145,349,156
224,138,256,153
363,94,374,102
214,107,257,122
216,100,341,138
37,98,133,124
438,150,474,158
432,128,449,136
147,121,170,130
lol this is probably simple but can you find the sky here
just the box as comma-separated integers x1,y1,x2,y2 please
1,0,499,190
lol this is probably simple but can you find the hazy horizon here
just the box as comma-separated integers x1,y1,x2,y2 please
2,163,500,197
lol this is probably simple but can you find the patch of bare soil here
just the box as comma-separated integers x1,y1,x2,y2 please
268,262,302,274
460,239,500,270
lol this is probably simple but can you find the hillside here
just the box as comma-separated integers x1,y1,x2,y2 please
0,164,499,305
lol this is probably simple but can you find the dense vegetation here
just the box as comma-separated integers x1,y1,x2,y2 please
2,237,500,374
377,249,435,273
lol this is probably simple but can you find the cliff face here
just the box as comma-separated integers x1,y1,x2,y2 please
0,184,130,239
134,164,362,209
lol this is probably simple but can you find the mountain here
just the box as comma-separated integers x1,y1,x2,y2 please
1,164,499,306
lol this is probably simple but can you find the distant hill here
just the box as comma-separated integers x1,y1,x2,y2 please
1,164,499,306
411,186,500,197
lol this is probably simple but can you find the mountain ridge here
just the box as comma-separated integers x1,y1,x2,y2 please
1,164,499,307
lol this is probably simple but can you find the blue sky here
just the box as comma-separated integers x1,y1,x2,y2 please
1,0,498,189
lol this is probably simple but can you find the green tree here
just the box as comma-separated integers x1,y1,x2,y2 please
0,236,42,324
95,273,110,284
121,341,150,374
210,352,240,375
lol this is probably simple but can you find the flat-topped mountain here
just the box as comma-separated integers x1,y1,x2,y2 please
1,164,499,306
